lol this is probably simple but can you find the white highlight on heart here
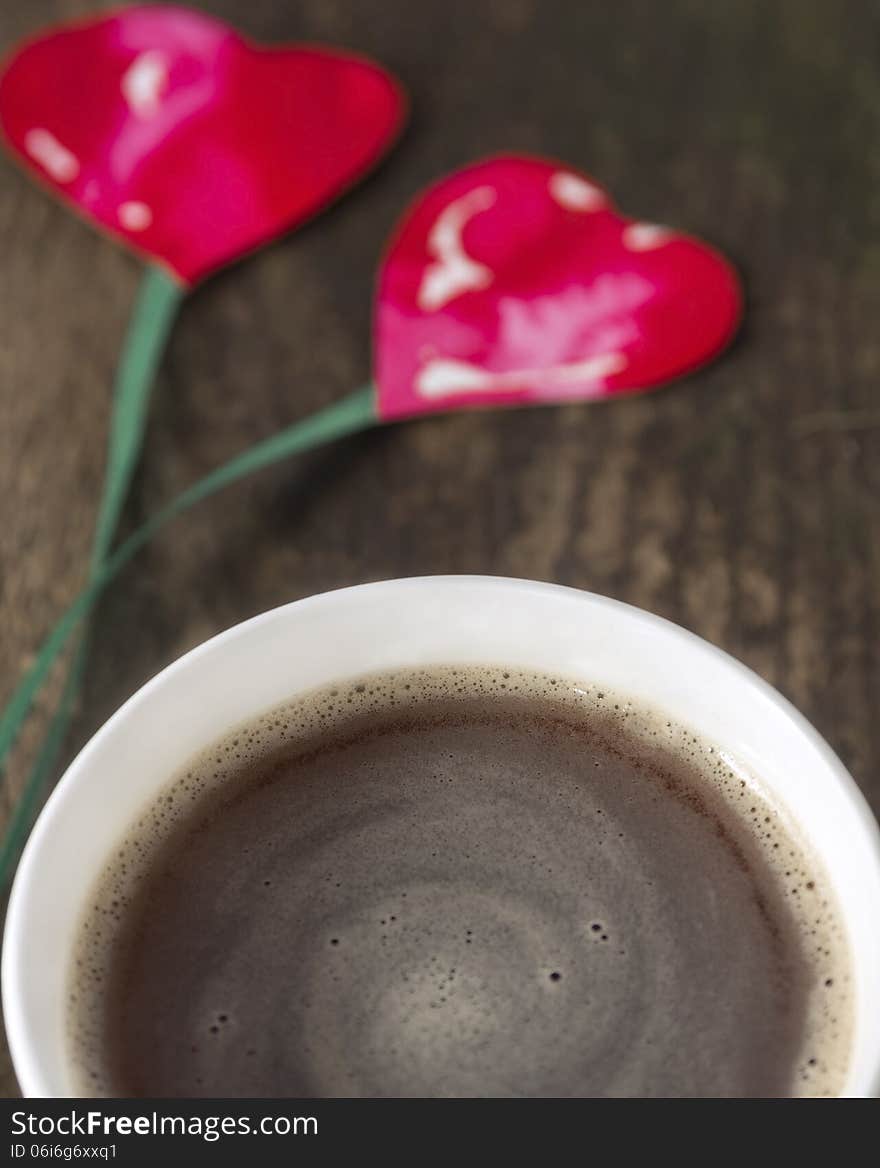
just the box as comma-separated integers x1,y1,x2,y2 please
417,186,496,311
415,352,627,399
622,222,673,251
121,51,169,117
23,128,79,182
118,201,153,231
548,171,606,212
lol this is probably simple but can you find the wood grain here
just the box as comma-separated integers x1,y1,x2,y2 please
1,0,878,1095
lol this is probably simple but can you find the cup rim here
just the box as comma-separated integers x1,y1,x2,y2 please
4,574,880,1097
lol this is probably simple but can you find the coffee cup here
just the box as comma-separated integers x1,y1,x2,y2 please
4,577,880,1095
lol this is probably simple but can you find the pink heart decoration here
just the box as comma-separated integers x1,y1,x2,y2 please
375,156,742,419
0,5,405,285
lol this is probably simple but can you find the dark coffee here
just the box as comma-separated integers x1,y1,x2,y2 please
70,667,852,1097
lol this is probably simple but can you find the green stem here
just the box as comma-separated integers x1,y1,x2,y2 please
7,266,183,872
0,383,379,885
92,265,184,569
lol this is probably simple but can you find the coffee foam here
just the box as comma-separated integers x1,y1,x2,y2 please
68,666,853,1096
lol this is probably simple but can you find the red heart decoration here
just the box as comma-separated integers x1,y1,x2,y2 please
0,5,405,285
375,156,741,419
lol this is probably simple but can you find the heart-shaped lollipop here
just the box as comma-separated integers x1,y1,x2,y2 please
0,152,741,886
0,5,405,284
375,155,741,419
0,5,405,883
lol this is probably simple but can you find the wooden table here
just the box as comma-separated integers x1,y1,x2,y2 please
1,0,878,1095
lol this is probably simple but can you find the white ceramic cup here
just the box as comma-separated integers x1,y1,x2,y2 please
4,576,880,1097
